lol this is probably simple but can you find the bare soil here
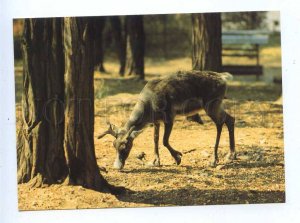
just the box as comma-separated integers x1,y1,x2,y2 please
17,55,284,210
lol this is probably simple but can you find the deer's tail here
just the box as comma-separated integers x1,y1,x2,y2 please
219,72,233,82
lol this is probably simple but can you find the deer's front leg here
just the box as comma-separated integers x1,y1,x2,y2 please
152,122,160,166
210,123,223,167
163,121,182,165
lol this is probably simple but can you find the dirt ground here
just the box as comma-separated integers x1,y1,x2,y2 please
16,52,285,210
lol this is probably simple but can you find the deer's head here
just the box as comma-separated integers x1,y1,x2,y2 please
98,122,140,170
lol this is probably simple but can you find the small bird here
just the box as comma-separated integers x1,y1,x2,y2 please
136,152,146,161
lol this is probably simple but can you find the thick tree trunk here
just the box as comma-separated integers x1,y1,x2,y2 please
110,16,126,76
192,13,222,72
125,15,145,79
63,17,123,193
93,17,106,72
17,18,67,186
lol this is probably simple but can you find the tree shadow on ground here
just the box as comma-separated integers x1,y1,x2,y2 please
95,74,282,102
15,71,282,103
117,187,285,206
94,77,146,98
227,83,282,102
121,167,182,174
222,160,284,170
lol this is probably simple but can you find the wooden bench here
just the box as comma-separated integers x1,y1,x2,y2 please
221,30,269,80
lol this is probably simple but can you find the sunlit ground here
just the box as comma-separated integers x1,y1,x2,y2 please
16,45,284,210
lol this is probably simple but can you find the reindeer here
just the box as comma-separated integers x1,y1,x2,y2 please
98,70,236,170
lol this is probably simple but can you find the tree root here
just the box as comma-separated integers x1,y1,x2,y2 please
27,174,46,188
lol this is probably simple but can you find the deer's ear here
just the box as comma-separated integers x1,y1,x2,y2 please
110,124,120,135
129,130,143,139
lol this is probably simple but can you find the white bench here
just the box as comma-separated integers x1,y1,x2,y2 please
222,30,269,80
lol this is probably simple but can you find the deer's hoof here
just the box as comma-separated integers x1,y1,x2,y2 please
209,161,217,168
152,158,161,167
225,152,237,163
209,159,219,168
174,152,182,165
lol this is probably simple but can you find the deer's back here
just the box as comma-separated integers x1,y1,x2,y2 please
141,71,227,104
136,71,229,118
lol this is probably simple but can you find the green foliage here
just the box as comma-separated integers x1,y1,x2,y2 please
102,14,193,59
222,12,268,30
101,12,272,60
263,32,281,48
14,13,276,61
143,14,192,58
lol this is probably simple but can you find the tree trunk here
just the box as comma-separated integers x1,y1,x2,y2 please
110,16,126,76
125,15,145,79
93,17,106,72
192,13,222,72
17,18,67,186
249,12,258,30
162,15,168,58
63,17,123,193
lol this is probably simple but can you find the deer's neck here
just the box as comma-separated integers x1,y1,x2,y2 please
124,100,148,131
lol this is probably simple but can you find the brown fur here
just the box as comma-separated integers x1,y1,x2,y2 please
99,70,236,169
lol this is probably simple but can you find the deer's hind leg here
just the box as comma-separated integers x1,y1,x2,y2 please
162,118,182,165
224,113,236,163
205,99,235,167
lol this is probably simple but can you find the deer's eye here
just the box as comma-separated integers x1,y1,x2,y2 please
119,144,126,150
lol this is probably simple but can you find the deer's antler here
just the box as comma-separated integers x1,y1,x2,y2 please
97,121,118,139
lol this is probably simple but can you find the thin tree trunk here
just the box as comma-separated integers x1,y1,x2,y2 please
192,13,222,72
249,12,258,30
162,15,168,58
125,15,145,79
110,16,126,76
17,18,67,186
63,17,123,193
93,17,106,73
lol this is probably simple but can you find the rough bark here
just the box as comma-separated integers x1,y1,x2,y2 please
110,16,126,75
125,15,145,79
63,17,123,193
17,18,67,186
192,13,222,71
93,17,106,72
